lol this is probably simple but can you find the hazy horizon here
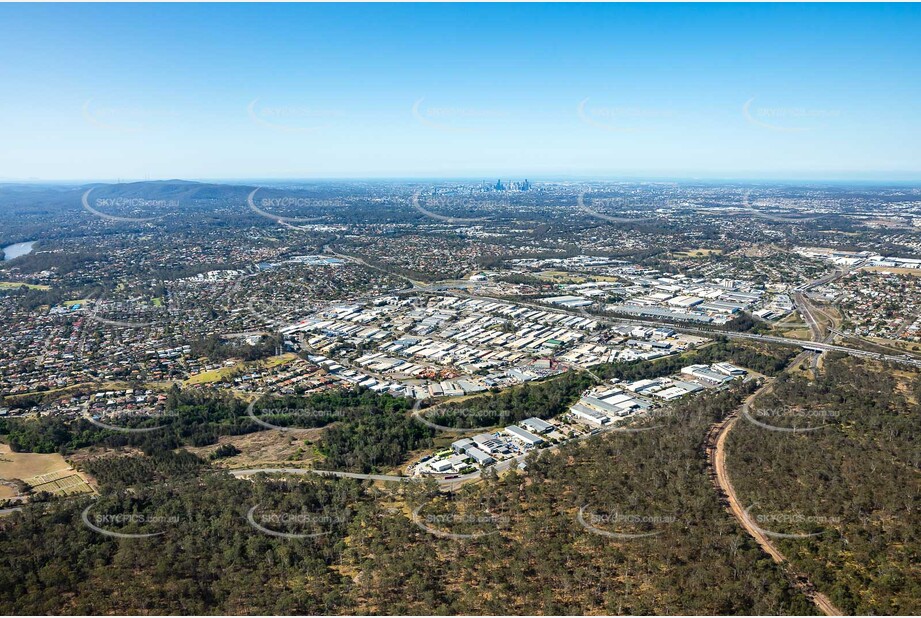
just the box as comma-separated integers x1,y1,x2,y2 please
3,173,921,185
1,3,919,181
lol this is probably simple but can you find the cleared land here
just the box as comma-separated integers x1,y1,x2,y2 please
0,282,50,290
0,443,93,497
184,429,323,468
674,248,723,258
185,353,298,385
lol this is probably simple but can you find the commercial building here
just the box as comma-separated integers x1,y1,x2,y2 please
520,417,554,434
472,433,511,455
504,425,545,447
570,403,611,425
712,362,747,376
465,446,495,466
681,364,734,385
451,438,475,455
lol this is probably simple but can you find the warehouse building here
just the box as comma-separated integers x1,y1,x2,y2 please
681,364,734,385
504,425,545,447
570,403,611,425
465,447,495,466
521,417,554,434
451,438,475,455
712,362,747,376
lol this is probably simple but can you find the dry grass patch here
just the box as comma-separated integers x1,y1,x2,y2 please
185,430,322,468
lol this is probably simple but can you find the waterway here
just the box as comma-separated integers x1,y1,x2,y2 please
2,241,36,261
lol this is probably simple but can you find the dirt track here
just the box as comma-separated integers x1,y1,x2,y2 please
706,376,844,616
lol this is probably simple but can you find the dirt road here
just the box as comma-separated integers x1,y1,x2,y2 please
707,377,844,616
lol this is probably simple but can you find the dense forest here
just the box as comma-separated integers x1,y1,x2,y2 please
0,382,818,615
1,387,411,458
0,389,254,454
1,342,916,614
727,355,921,614
0,386,426,475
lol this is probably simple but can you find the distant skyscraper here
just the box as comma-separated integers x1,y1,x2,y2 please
489,179,530,192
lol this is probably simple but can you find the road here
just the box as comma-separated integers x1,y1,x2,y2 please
231,402,643,492
291,243,921,369
707,372,843,616
794,292,836,370
795,291,825,342
417,288,921,369
228,466,481,488
699,267,848,614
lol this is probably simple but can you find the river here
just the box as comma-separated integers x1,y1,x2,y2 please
2,241,36,261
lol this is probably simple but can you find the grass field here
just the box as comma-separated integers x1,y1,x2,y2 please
264,353,297,367
186,429,322,468
185,353,298,385
0,443,69,479
185,366,240,385
674,248,723,258
0,282,51,290
534,270,587,283
0,443,94,496
783,328,814,340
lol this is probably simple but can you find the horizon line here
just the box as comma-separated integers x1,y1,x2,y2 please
2,174,921,186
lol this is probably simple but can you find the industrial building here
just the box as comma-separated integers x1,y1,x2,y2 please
570,402,611,425
465,446,495,466
521,417,554,434
504,425,545,447
681,364,734,385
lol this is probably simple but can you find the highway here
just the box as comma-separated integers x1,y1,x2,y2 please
414,287,921,369
317,242,921,367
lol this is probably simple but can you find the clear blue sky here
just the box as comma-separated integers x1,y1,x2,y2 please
0,3,919,181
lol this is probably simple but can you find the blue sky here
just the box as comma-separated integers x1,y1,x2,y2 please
0,3,919,181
